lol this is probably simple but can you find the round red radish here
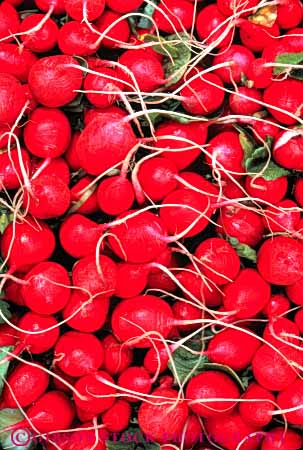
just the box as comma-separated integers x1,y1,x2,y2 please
263,199,300,233
105,0,143,13
102,399,131,433
239,20,279,53
214,45,255,84
173,301,203,333
20,14,58,53
240,382,275,428
35,0,65,15
229,86,262,115
84,67,125,108
245,175,288,205
64,0,105,20
263,79,303,125
97,176,134,216
0,2,19,43
143,343,171,375
18,312,60,354
74,371,116,414
154,0,194,33
118,366,152,402
263,294,290,318
246,58,273,89
276,0,303,29
273,130,303,171
115,263,149,298
102,334,133,375
0,43,37,82
196,4,233,48
294,178,303,207
58,21,98,57
0,73,26,124
261,428,302,450
286,277,303,306
263,317,299,349
277,378,303,425
0,148,31,191
206,131,244,178
95,11,130,49
31,158,70,185
217,0,259,17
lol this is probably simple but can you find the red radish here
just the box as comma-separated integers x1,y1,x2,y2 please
262,29,303,63
31,158,70,185
223,269,270,319
214,45,255,84
217,206,264,247
252,118,280,143
0,2,19,43
108,210,168,263
63,292,109,333
59,214,102,259
111,295,174,347
97,176,134,216
294,178,303,207
102,334,133,375
222,178,245,199
28,55,83,108
65,131,81,170
195,237,240,285
64,0,105,21
84,67,125,108
35,0,65,15
1,217,55,272
4,275,25,306
239,21,279,53
207,328,260,371
206,131,244,178
115,263,149,298
144,342,171,375
0,73,26,124
276,0,303,29
246,58,273,89
118,366,152,402
21,261,70,315
229,86,262,115
262,428,302,450
263,79,303,125
273,130,303,171
74,371,116,414
1,362,49,408
205,412,259,450
20,14,58,53
0,148,31,191
102,399,131,432
136,157,178,203
263,199,300,233
277,378,303,425
245,175,288,205
153,121,207,170
178,171,219,202
263,294,290,318
263,317,299,348
196,4,233,48
183,414,203,449
58,21,98,57
95,11,130,49
160,188,215,238
54,331,104,377
76,113,137,176
154,0,194,33
0,122,21,148
0,44,37,82
217,0,259,17
119,49,164,92
295,309,303,334
257,236,303,285
186,371,240,417
23,174,71,219
148,267,178,294
138,387,189,443
105,0,144,13
173,301,203,333
181,72,225,115
72,254,117,298
70,177,97,215
84,105,127,125
252,344,299,391
53,366,76,393
239,382,275,428
67,422,109,450
24,107,71,158
18,312,60,354
286,277,303,306
0,322,18,346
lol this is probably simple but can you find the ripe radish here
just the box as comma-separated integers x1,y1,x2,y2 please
245,175,288,205
229,86,262,115
217,0,259,17
1,217,55,272
214,45,255,84
257,236,303,285
239,20,279,53
102,399,131,433
223,269,270,319
76,113,137,176
0,73,26,124
239,382,275,428
178,171,219,202
28,55,83,108
263,294,290,318
111,295,174,347
154,0,195,33
263,79,303,125
70,176,98,215
276,0,303,29
294,178,303,207
186,371,240,417
0,43,37,82
54,331,104,377
64,0,105,21
273,130,303,171
105,0,144,13
263,199,300,233
20,14,59,53
182,414,203,449
0,2,19,43
173,301,204,333
31,157,70,185
143,342,171,375
18,312,60,354
246,58,273,89
74,371,116,414
261,428,302,450
58,21,99,57
263,317,299,349
0,148,31,191
21,261,70,315
196,4,233,48
65,131,81,170
277,378,303,425
115,263,149,298
95,11,130,49
84,67,125,108
102,334,133,375
138,387,189,443
206,131,244,178
118,366,152,402
84,105,127,125
97,176,135,216
35,0,65,15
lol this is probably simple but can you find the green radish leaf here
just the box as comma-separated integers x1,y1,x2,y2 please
248,161,289,180
0,210,14,235
137,0,158,29
274,52,303,75
227,237,257,262
163,33,191,87
244,145,268,172
0,301,11,325
0,346,13,395
0,408,33,450
143,34,179,58
168,342,209,384
239,131,255,160
106,428,160,450
203,363,246,391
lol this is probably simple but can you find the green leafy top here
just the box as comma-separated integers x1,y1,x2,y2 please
274,52,303,80
0,346,13,396
168,340,208,384
227,237,257,262
0,408,33,450
137,0,158,29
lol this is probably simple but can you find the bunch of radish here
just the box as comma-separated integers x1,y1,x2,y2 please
0,0,303,449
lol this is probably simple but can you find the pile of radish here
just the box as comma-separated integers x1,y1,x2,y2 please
0,0,303,449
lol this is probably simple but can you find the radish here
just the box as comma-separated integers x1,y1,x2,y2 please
239,20,279,53
217,0,259,17
111,295,174,347
138,387,189,444
276,0,303,29
263,79,303,125
95,11,130,49
76,113,137,176
53,366,76,393
24,107,71,158
263,317,299,348
263,199,300,233
195,237,240,285
1,217,55,272
21,261,70,315
1,362,49,408
245,175,288,205
102,399,131,432
239,382,275,429
143,342,171,375
261,428,302,450
63,291,109,333
263,294,290,319
28,55,83,108
0,73,26,124
183,414,203,449
186,371,240,417
154,0,195,33
64,0,105,21
0,322,18,347
84,67,125,108
206,131,244,178
70,176,98,215
173,301,204,333
102,334,133,375
0,148,31,191
5,275,25,306
65,131,81,170
0,43,37,82
105,0,144,13
257,236,303,285
0,2,19,43
273,130,303,171
119,49,165,92
74,370,116,414
252,118,280,143
246,58,273,89
277,378,303,425
84,105,127,125
214,45,255,84
223,269,270,319
294,178,303,207
115,263,149,298
20,14,59,53
31,157,70,185
196,4,234,48
18,312,60,354
58,21,99,57
178,171,219,202
35,0,65,15
181,72,225,115
229,86,262,115
97,176,135,216
286,276,303,305
118,366,152,402
54,331,104,377
294,309,303,333
206,328,260,371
